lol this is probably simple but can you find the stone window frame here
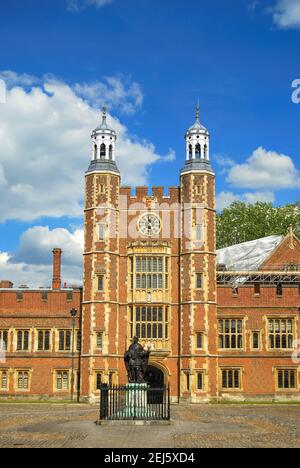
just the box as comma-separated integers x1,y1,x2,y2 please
195,370,206,392
131,255,169,292
55,328,81,353
56,329,72,352
220,367,243,392
76,330,82,352
94,370,105,392
97,274,105,292
14,329,32,352
194,223,204,243
0,369,9,392
34,329,52,352
250,330,262,351
266,317,295,351
0,329,9,352
94,331,104,352
218,318,245,351
195,332,205,351
184,371,190,391
195,272,204,290
54,369,70,392
14,369,32,392
98,223,107,241
274,367,299,392
129,305,169,341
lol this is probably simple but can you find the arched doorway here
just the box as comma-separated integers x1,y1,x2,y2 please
145,365,164,388
145,365,165,404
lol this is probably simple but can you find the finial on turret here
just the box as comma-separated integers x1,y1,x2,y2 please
102,105,107,124
196,102,200,122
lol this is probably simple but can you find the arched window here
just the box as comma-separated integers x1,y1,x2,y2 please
204,144,208,159
189,144,193,159
195,144,201,159
94,144,97,159
100,143,106,160
109,145,113,160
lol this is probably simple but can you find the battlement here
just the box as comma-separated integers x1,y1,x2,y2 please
120,186,180,204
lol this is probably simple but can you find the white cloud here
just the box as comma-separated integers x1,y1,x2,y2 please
216,192,241,211
272,0,300,29
67,0,113,12
0,72,174,222
216,190,275,211
214,154,235,168
0,70,40,88
74,76,143,115
0,226,84,288
243,191,275,204
13,226,84,266
226,147,300,190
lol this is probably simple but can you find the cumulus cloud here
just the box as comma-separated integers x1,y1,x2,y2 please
226,147,300,190
216,190,275,211
74,76,143,115
0,72,174,222
243,191,275,204
0,226,84,288
13,226,84,267
216,192,240,211
0,70,40,88
214,154,235,168
67,0,113,12
272,0,300,29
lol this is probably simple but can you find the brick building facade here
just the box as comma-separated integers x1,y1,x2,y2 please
0,249,82,400
0,108,299,402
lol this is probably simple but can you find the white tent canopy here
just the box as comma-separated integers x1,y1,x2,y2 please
217,235,283,272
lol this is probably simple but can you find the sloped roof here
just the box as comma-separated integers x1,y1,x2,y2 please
217,235,284,271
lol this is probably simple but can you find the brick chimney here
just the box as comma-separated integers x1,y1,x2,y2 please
52,248,62,290
0,280,13,289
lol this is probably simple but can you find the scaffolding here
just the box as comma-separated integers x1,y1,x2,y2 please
217,266,300,285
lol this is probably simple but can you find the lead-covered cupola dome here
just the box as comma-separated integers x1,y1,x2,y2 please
92,106,117,137
181,105,214,175
87,106,120,175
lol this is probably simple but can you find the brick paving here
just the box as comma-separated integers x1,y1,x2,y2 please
0,403,299,448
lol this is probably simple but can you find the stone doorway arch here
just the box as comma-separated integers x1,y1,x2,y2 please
145,364,167,388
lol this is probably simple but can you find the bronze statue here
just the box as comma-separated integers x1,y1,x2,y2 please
124,337,150,384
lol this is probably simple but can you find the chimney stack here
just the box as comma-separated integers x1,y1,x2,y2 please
52,248,62,290
0,280,14,289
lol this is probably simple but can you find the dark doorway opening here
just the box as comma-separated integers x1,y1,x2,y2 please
145,366,165,404
145,365,164,388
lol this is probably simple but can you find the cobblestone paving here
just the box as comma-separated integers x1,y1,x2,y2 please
0,403,299,448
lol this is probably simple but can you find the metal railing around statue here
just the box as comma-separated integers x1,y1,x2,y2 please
99,384,171,421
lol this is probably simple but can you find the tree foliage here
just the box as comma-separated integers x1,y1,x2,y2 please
217,201,300,249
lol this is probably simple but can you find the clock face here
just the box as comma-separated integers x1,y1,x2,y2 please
138,213,161,237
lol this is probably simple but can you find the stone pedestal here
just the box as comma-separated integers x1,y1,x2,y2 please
118,383,154,419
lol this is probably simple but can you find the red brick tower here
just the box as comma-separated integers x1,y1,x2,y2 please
179,106,217,400
81,106,217,402
81,107,121,400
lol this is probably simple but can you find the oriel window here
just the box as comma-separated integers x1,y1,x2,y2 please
131,306,169,340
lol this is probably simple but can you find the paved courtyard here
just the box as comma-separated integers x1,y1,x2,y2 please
0,403,299,448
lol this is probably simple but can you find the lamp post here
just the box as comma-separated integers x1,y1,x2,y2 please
70,308,78,402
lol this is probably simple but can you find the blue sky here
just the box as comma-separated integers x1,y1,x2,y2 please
0,0,299,286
